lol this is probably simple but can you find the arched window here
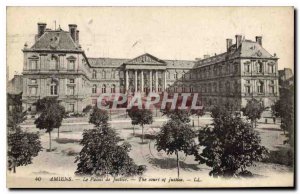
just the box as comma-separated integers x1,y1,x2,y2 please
111,84,116,93
50,80,58,95
92,70,97,79
50,55,59,70
102,84,106,93
92,84,97,94
257,80,264,93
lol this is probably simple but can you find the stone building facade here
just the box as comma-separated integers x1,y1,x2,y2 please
21,23,279,112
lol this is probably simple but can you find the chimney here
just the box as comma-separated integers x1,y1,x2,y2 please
68,24,77,42
76,30,79,43
235,35,242,49
37,23,47,38
256,36,262,46
226,38,232,51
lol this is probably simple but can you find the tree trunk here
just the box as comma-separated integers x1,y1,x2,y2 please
142,125,144,143
198,116,200,128
133,126,135,136
176,151,180,178
57,127,60,139
13,165,16,173
49,132,52,151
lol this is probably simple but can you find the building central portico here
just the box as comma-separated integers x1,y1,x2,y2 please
124,53,167,94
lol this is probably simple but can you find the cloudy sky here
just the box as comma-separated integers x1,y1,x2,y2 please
7,7,294,79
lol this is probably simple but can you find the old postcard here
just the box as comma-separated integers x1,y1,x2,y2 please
6,6,294,188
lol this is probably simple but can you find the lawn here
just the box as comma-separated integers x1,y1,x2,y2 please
7,116,294,188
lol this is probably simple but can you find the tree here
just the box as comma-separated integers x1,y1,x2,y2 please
271,85,294,146
8,127,42,173
161,109,191,124
194,105,268,177
35,97,65,138
7,106,42,173
7,106,27,132
241,98,265,128
156,119,196,178
34,102,65,151
127,106,138,135
75,110,146,177
128,108,153,143
35,97,59,113
89,107,109,128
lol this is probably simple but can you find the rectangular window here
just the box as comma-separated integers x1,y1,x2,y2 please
69,79,75,84
245,86,250,94
245,64,250,72
30,60,37,70
68,60,75,70
270,86,275,94
269,65,275,73
111,71,115,79
50,85,58,95
119,71,124,79
69,104,75,112
29,87,37,95
68,86,75,95
31,79,37,84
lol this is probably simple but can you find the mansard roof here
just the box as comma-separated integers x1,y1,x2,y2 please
164,59,195,69
30,30,81,51
88,58,128,68
239,40,274,58
196,39,277,67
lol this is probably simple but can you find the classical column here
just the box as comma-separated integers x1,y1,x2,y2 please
134,70,137,92
150,70,153,92
164,70,167,91
141,70,144,93
155,70,158,92
125,70,129,92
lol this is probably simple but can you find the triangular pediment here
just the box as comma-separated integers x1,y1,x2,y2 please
125,53,166,65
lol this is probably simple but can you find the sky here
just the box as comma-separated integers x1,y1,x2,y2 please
7,7,294,79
